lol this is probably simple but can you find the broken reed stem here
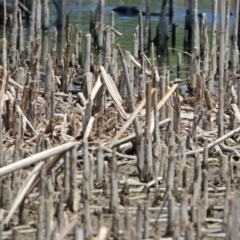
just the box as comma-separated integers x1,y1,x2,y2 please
109,150,118,213
0,37,8,99
62,23,72,93
166,191,175,236
43,0,49,30
64,151,70,201
220,154,228,183
218,0,226,137
70,146,78,212
109,84,178,148
44,55,53,119
84,34,91,73
11,0,18,50
153,89,161,177
135,204,143,240
96,144,104,187
117,44,142,137
202,169,208,219
138,11,144,55
144,81,153,181
185,125,240,156
0,142,81,177
2,0,6,38
4,162,44,225
143,203,149,239
27,0,36,58
167,132,175,191
83,138,91,198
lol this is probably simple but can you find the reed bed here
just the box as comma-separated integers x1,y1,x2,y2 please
0,0,240,239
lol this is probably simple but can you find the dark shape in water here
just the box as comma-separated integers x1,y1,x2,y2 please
0,1,31,25
0,3,13,24
112,6,160,17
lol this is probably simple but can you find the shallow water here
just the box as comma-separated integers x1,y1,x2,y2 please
0,0,236,68
64,0,214,52
45,0,234,69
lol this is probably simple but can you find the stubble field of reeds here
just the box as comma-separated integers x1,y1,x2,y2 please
0,0,240,239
